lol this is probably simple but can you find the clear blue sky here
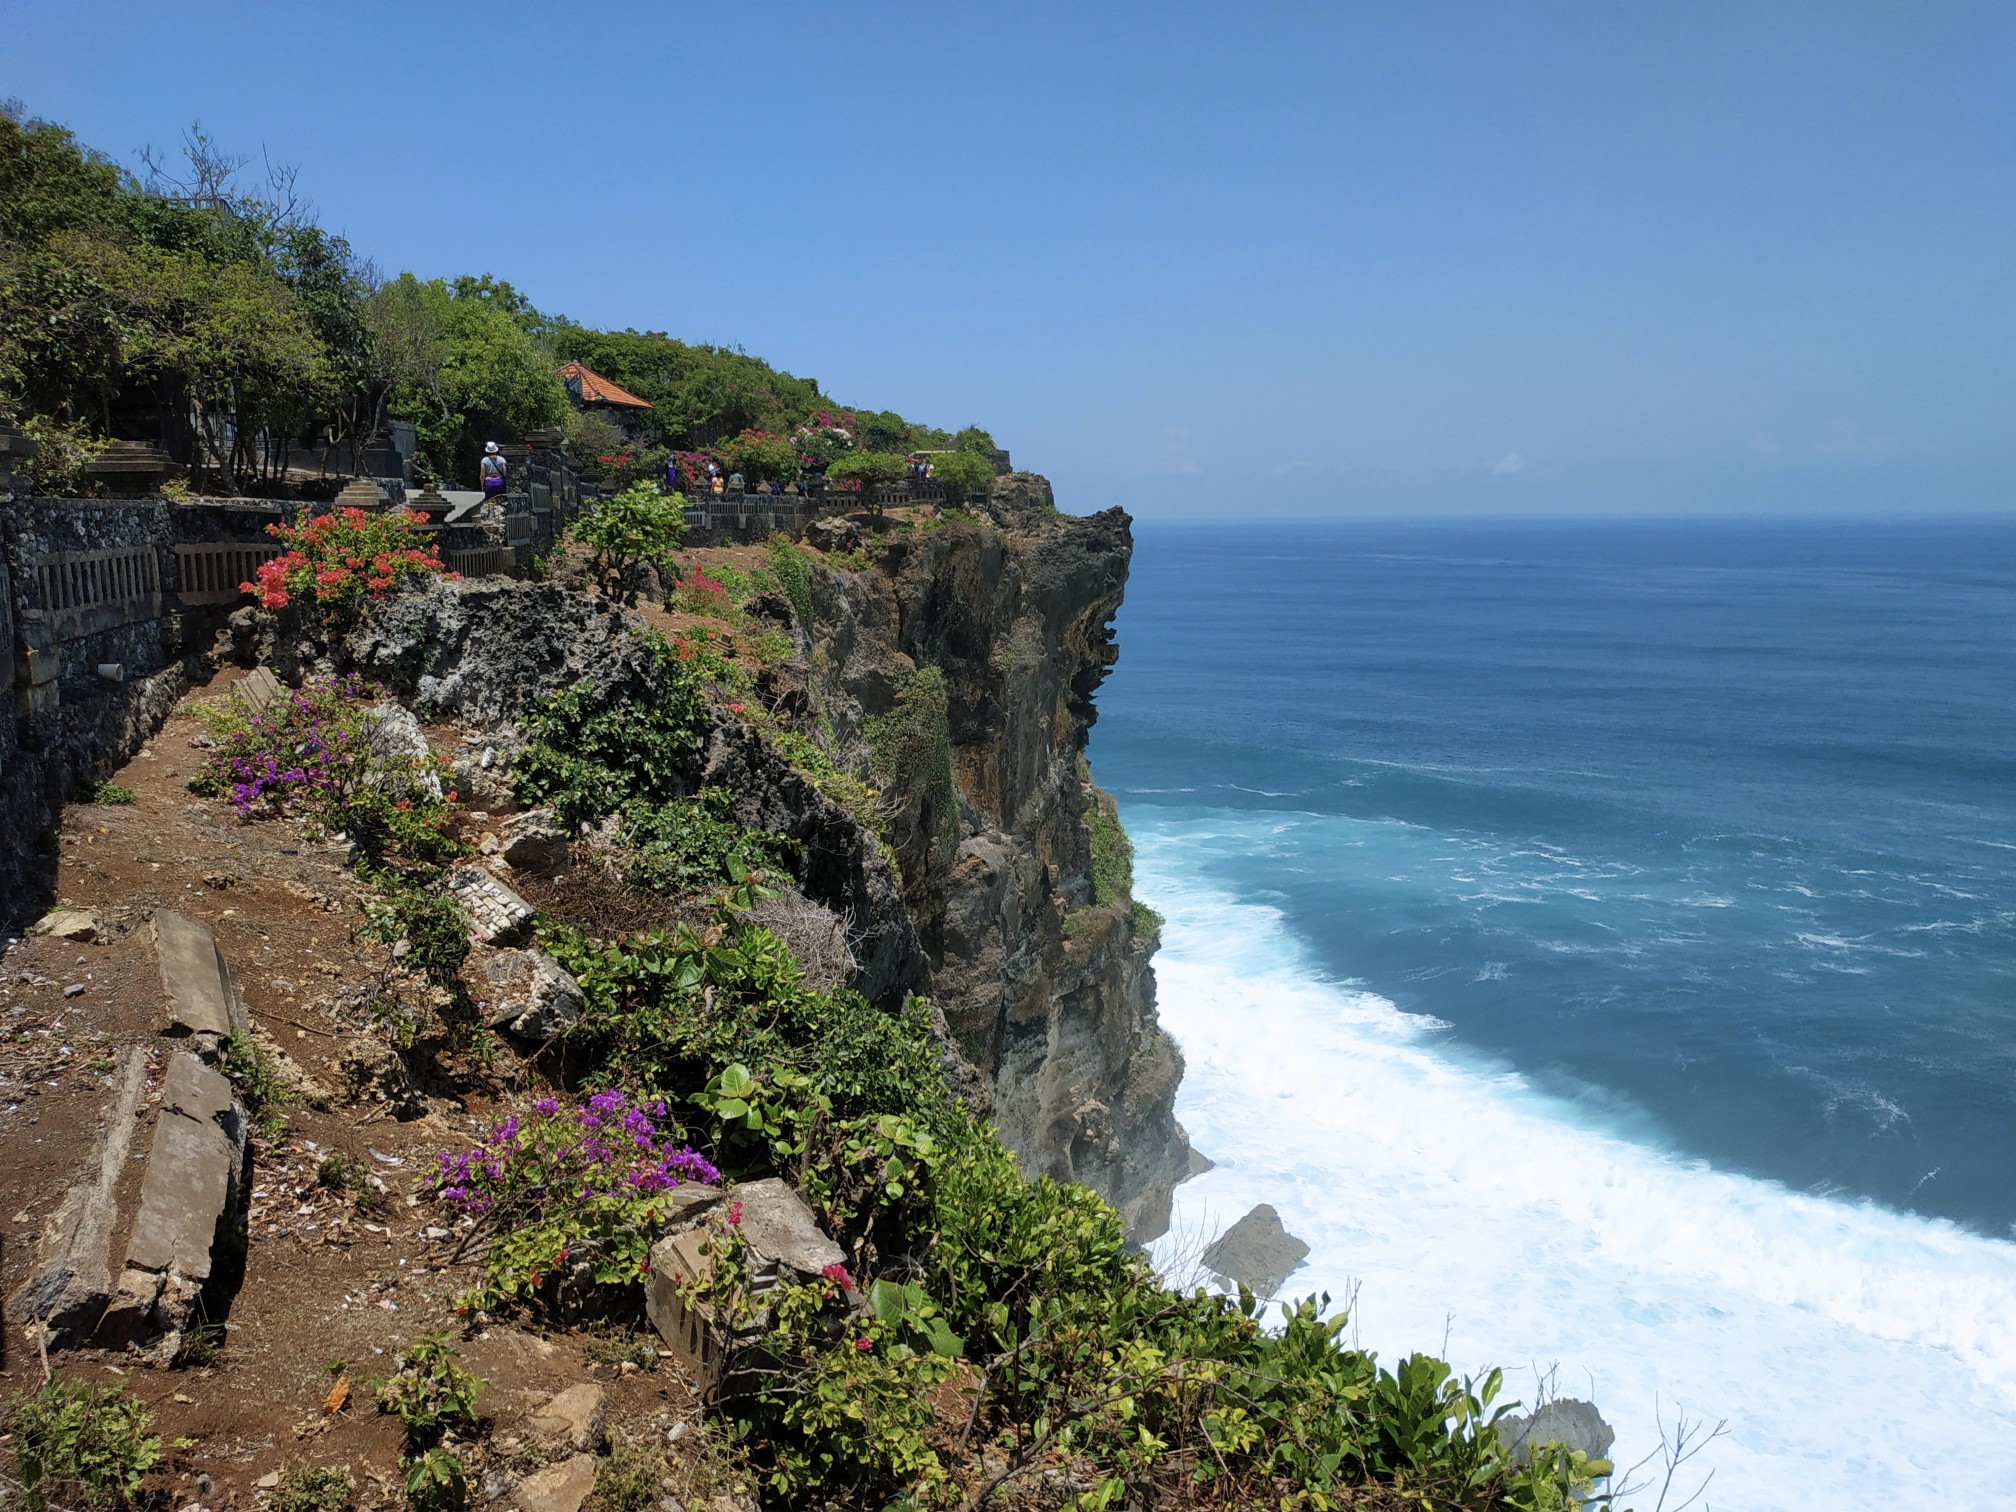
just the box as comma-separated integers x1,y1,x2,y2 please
8,2,2013,517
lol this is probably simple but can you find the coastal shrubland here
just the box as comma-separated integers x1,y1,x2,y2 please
433,644,1614,1510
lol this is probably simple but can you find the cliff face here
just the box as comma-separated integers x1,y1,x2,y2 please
802,477,1190,1239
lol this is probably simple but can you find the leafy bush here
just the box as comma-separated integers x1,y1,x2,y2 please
920,449,993,496
866,665,956,837
375,1331,483,1450
712,427,799,485
363,875,469,988
618,789,790,898
19,414,107,496
570,481,686,606
588,1439,665,1512
823,450,905,492
221,1029,288,1136
87,779,135,804
246,506,455,613
402,1448,467,1512
1086,785,1134,907
669,564,733,617
512,640,708,825
431,1089,720,1315
5,1375,162,1511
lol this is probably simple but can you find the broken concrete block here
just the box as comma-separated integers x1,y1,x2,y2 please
9,1047,148,1345
646,1179,843,1398
152,910,249,1047
447,866,535,946
97,1050,248,1360
480,949,584,1041
511,1455,598,1512
524,1383,606,1453
500,809,570,876
34,909,98,942
235,666,284,715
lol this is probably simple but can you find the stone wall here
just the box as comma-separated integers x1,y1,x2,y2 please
0,471,300,933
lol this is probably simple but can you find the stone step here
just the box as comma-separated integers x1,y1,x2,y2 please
152,909,250,1047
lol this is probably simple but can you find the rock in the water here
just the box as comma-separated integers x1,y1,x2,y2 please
525,1383,606,1453
511,1455,599,1512
500,809,570,875
1185,1145,1216,1179
1494,1399,1616,1465
481,949,585,1041
1202,1203,1310,1297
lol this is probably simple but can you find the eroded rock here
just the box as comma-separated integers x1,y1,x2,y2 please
1495,1399,1617,1466
480,948,585,1041
500,809,570,876
524,1383,606,1453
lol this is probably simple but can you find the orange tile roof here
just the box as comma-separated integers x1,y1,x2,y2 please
559,362,653,409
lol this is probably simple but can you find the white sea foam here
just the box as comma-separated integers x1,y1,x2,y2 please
1136,825,2016,1510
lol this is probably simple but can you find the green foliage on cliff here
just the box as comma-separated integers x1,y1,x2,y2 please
1086,784,1135,907
569,480,688,606
525,882,1610,1509
866,665,957,837
765,534,815,629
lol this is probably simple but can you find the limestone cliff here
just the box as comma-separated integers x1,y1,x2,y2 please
797,476,1190,1239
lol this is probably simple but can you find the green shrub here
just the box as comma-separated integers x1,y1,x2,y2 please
765,534,814,629
865,665,956,837
921,449,993,496
570,481,686,606
511,638,708,826
5,1375,161,1511
375,1332,483,1451
401,1448,466,1512
364,876,469,987
269,1464,355,1512
619,789,790,898
18,416,108,497
1086,786,1134,907
220,1030,288,1136
87,779,136,805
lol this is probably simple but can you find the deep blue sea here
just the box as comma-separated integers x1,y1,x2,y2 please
1090,517,2016,1509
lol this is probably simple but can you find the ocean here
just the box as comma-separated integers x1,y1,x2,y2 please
1090,516,2016,1509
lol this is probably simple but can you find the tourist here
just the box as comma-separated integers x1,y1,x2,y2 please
728,470,745,493
710,471,725,496
665,455,679,493
479,441,507,498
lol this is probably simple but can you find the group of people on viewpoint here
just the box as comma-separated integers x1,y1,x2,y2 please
476,439,940,500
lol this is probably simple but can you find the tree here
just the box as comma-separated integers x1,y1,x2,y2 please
381,274,565,484
571,481,687,605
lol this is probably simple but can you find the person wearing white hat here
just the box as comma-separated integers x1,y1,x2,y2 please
479,440,507,498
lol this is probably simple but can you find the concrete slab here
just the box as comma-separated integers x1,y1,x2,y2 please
236,665,284,715
8,1046,148,1344
152,910,248,1044
447,866,535,946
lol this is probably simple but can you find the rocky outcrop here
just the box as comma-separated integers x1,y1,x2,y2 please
799,477,1190,1239
1203,1204,1311,1297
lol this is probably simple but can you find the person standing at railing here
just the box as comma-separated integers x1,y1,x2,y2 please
480,441,507,499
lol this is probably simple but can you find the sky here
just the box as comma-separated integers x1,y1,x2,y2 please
7,2,2014,517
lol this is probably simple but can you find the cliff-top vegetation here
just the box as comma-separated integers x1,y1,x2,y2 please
0,104,996,494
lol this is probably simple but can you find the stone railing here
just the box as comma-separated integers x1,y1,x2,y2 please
445,544,515,578
32,545,162,640
173,542,283,606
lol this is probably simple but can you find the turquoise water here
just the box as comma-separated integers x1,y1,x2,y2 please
1092,517,2016,1507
